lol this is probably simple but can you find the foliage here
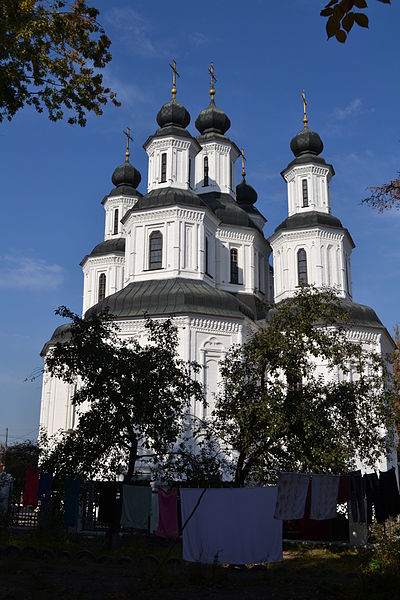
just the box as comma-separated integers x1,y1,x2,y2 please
0,440,39,492
321,0,390,43
206,287,395,486
364,518,400,575
363,176,400,212
40,308,204,482
0,0,119,125
152,436,228,487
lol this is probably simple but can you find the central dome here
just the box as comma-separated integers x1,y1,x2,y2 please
156,98,190,129
290,126,323,157
195,99,231,135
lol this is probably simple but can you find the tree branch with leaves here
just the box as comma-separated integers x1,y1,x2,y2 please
321,0,391,44
0,0,120,125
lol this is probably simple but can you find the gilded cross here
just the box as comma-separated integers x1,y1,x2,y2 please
123,127,133,162
169,59,180,99
241,146,246,178
302,89,308,128
209,62,217,99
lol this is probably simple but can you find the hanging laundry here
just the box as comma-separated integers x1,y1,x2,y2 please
98,482,122,525
274,472,310,520
337,474,351,504
349,471,366,523
121,485,152,530
64,476,81,527
363,472,385,524
83,481,95,530
150,491,159,534
0,473,13,514
157,487,179,540
23,467,40,508
379,467,400,521
38,472,53,503
181,487,282,565
299,481,332,541
310,474,340,520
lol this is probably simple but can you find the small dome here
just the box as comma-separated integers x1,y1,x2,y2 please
195,99,231,135
156,99,190,129
236,177,258,206
290,126,323,157
111,160,141,190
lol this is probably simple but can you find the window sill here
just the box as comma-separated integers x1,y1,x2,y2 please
229,281,243,286
205,272,213,279
144,267,164,272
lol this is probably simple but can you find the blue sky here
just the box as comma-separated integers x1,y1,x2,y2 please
1,0,399,444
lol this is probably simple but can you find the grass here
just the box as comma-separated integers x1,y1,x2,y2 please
0,530,399,599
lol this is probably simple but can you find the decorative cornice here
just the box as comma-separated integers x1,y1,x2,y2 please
103,196,139,208
82,255,125,269
217,228,255,243
284,164,331,182
146,138,192,152
190,317,241,334
124,206,205,225
271,228,344,245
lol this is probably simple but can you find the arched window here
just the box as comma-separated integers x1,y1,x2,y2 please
297,249,308,286
160,153,167,183
113,208,119,235
203,156,209,187
230,248,239,284
302,179,309,207
188,158,192,189
149,230,163,270
98,273,106,302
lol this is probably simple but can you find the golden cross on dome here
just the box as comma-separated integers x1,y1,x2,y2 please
209,62,217,100
241,147,246,178
123,127,133,162
302,89,309,129
169,59,180,100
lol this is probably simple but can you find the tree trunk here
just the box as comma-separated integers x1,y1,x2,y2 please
124,437,138,483
234,450,247,487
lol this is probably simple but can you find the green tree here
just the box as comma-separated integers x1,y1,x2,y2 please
321,0,391,44
0,0,119,125
40,308,204,482
207,287,395,486
0,440,39,493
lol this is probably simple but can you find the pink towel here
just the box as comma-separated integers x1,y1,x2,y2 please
157,487,179,540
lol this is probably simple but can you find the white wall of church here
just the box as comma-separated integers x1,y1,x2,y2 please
270,227,353,302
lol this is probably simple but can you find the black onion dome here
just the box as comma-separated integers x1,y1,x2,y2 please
112,160,141,190
195,99,231,135
236,177,258,206
290,126,323,157
156,99,190,129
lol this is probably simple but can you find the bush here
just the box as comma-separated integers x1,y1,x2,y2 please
364,518,400,575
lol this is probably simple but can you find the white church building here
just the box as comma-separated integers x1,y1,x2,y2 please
39,77,397,471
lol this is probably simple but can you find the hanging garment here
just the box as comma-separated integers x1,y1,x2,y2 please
98,482,122,525
23,467,40,508
274,472,310,520
38,472,53,503
64,476,81,527
83,481,95,530
0,474,12,514
310,474,340,520
150,492,159,534
157,487,179,540
121,485,152,530
379,467,400,521
181,487,282,565
299,481,332,541
364,472,385,524
337,474,351,504
349,471,366,523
